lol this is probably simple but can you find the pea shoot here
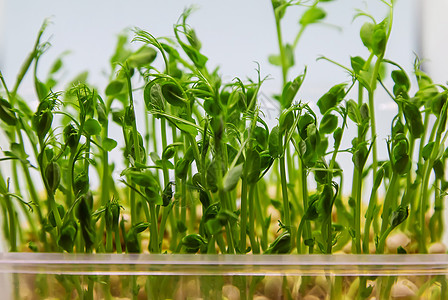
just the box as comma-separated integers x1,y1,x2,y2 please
0,1,447,299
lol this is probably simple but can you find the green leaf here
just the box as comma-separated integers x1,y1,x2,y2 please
300,7,326,26
402,102,423,139
350,56,365,75
393,154,410,175
178,39,208,69
422,142,435,161
161,82,185,107
373,167,384,190
360,103,369,122
265,232,291,254
281,71,305,109
204,99,220,117
57,220,78,252
172,117,198,136
273,0,287,20
360,22,374,50
181,234,207,253
129,170,159,189
245,149,261,184
317,84,346,114
433,159,444,179
268,54,282,66
144,82,165,111
177,221,187,233
84,118,102,136
45,161,61,194
431,93,447,116
126,46,157,68
347,99,361,125
175,158,190,180
150,152,161,165
352,145,368,170
10,143,28,160
391,70,410,91
207,160,219,193
279,110,294,133
199,189,210,209
298,114,315,140
35,78,49,102
223,163,243,192
372,25,387,56
392,140,408,160
358,69,373,91
96,101,107,125
390,205,409,229
33,110,53,139
162,144,176,160
268,126,282,158
74,173,89,197
103,138,117,151
205,218,222,235
320,112,338,134
284,44,295,69
49,57,63,74
105,80,125,96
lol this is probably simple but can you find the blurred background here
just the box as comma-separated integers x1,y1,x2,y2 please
0,0,428,97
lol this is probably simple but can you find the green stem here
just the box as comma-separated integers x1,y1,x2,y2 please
148,202,159,253
114,226,122,254
248,184,259,254
354,166,363,254
367,55,383,183
274,16,287,85
300,160,312,253
279,137,291,230
363,188,379,254
240,177,248,253
377,172,398,253
106,227,113,253
3,193,17,252
255,183,268,251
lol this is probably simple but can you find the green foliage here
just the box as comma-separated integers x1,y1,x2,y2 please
0,0,444,273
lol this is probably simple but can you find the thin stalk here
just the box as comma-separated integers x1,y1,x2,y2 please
363,186,380,254
148,201,159,253
255,183,268,251
273,16,287,85
3,193,17,252
279,136,291,230
106,226,113,253
354,166,363,254
239,177,248,253
417,104,447,252
377,172,398,253
429,179,442,242
215,136,235,253
300,159,313,253
15,128,45,239
367,55,384,182
248,184,259,254
158,202,174,249
158,118,172,248
180,151,187,234
401,135,415,207
38,141,63,231
114,226,122,254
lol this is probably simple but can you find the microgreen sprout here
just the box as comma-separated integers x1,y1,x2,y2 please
0,1,447,299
